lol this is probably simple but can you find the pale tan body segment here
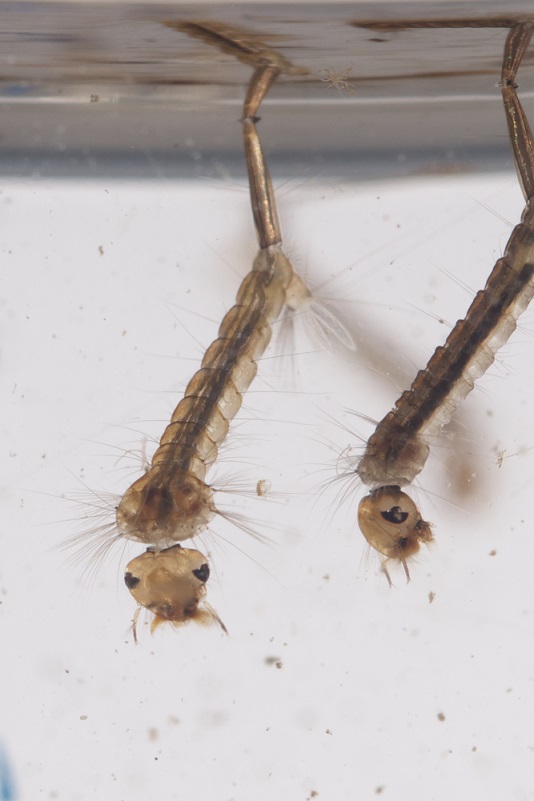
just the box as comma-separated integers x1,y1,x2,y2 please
355,20,534,583
121,23,309,637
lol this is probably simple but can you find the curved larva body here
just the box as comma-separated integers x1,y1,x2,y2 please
117,22,311,636
358,201,534,489
115,245,294,549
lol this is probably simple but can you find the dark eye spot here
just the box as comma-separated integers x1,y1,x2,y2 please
397,536,409,550
381,505,409,525
192,563,210,583
124,572,140,589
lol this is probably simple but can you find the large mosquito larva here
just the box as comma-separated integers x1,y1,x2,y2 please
117,23,313,637
354,20,534,583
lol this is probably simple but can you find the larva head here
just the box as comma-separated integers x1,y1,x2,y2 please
357,485,433,573
116,472,216,547
124,545,227,639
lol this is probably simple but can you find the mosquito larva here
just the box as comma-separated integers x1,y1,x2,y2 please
355,20,534,584
116,23,313,636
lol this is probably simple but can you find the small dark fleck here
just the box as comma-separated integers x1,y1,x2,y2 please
264,656,282,667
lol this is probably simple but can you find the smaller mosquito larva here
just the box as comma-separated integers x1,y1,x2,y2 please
354,19,534,584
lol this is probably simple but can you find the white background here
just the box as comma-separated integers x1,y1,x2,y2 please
1,164,533,800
